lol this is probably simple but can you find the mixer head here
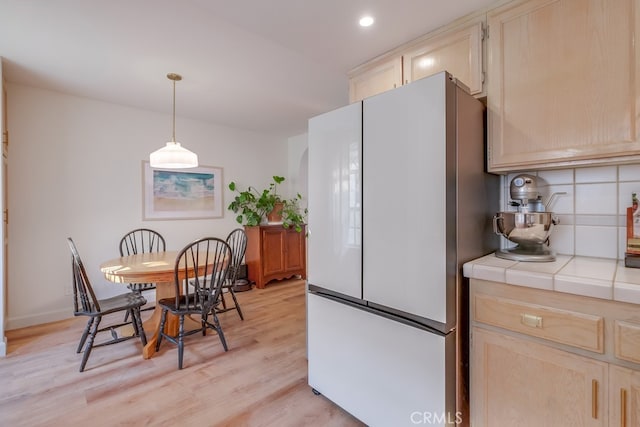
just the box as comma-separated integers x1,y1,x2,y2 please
510,174,541,207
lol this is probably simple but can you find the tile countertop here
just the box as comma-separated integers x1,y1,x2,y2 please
463,254,640,305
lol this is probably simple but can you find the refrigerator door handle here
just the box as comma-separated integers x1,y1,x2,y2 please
310,290,448,337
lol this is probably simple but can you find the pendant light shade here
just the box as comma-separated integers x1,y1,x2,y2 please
149,141,198,168
149,73,198,169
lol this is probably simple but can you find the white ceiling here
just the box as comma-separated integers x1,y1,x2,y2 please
0,0,496,138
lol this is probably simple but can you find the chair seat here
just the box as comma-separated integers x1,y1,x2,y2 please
157,294,217,315
78,292,147,317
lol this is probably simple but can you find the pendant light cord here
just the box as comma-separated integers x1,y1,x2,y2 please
171,78,176,143
166,73,182,143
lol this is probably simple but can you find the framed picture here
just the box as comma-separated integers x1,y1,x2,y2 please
142,161,224,220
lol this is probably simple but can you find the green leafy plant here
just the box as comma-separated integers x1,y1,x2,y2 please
228,176,306,231
281,193,308,232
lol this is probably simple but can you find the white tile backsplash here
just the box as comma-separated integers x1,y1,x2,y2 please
618,164,640,181
618,226,628,260
575,183,617,214
575,166,617,183
549,224,574,255
499,164,640,260
575,225,618,258
575,215,618,226
618,181,640,213
537,169,574,185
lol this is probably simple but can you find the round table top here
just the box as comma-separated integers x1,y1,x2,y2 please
100,251,183,284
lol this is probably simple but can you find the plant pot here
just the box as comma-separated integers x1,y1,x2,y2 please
267,201,284,223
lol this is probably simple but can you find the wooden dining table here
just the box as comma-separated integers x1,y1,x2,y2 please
99,251,210,359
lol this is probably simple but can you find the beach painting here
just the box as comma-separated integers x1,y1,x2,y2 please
143,161,223,220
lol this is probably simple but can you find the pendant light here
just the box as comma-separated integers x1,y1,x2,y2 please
149,73,198,168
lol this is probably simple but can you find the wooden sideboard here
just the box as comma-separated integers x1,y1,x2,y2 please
244,224,306,289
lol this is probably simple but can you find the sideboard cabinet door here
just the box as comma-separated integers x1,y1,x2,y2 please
245,225,306,289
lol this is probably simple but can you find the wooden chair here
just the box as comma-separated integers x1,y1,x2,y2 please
218,228,247,320
156,237,231,369
119,228,165,319
66,238,147,372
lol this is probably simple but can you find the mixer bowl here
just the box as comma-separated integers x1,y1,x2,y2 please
493,211,558,246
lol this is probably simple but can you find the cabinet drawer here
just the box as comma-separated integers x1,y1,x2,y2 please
474,294,604,353
615,320,640,364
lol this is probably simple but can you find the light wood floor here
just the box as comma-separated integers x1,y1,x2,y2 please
0,279,364,426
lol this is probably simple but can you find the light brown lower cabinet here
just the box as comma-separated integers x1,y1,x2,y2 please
470,279,640,426
609,365,640,427
471,327,607,427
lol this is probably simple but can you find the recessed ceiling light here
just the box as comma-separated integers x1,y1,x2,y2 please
359,16,374,27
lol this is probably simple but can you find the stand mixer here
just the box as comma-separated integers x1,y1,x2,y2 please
493,174,565,262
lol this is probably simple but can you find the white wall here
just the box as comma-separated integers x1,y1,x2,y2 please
6,83,289,329
287,132,309,209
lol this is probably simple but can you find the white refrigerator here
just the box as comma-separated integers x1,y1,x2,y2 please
306,71,499,426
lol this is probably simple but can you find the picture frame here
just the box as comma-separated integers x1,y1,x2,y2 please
142,161,224,220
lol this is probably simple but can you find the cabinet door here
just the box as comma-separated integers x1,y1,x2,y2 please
283,228,304,273
471,327,607,427
403,20,483,95
487,0,640,171
348,57,402,103
261,228,284,276
610,365,640,427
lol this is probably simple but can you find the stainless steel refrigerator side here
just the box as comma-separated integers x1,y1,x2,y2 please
453,83,500,290
444,74,459,334
451,79,500,427
443,76,464,427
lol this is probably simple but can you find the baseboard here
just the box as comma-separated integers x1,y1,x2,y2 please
7,308,71,330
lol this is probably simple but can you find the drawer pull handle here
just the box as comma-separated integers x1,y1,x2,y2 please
621,388,627,427
592,379,598,419
520,313,543,328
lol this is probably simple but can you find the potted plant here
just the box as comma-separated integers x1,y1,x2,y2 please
281,193,308,233
228,176,306,231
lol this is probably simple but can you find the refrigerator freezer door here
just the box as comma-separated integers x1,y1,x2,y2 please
307,293,456,426
308,102,363,299
362,72,452,325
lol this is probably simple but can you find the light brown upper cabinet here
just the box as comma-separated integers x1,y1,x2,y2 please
348,15,485,103
487,0,640,172
348,57,403,103
402,20,484,95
